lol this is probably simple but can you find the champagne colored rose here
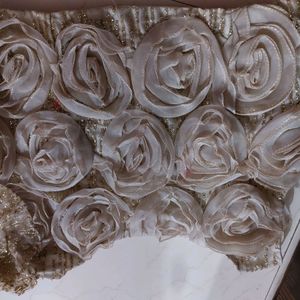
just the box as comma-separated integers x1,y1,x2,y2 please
202,183,290,256
175,105,247,192
247,106,300,192
51,188,132,260
131,17,234,118
95,109,175,199
129,186,202,242
0,18,57,118
52,24,132,120
222,5,300,115
15,111,94,192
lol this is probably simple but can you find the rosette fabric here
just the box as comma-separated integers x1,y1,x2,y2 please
51,188,132,260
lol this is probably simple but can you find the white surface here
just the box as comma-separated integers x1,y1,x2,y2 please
1,188,300,300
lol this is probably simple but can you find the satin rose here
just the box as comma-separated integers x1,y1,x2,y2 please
175,105,247,192
95,110,175,199
202,183,289,256
222,5,300,115
0,18,57,118
0,118,16,184
8,183,57,248
246,106,300,192
129,186,202,241
15,111,93,192
52,24,132,120
131,17,234,118
51,188,132,260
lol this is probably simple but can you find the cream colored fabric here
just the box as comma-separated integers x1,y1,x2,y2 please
175,105,248,192
131,17,234,118
94,110,175,199
52,24,132,120
222,5,300,115
128,186,203,241
247,106,300,192
51,188,132,260
0,19,57,118
202,183,289,256
0,1,298,294
15,111,94,191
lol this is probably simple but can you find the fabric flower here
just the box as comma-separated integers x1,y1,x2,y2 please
51,188,132,260
8,183,57,247
128,186,202,241
222,5,300,115
175,105,247,192
246,106,300,192
202,183,290,256
15,111,93,192
95,110,175,199
131,17,234,118
52,24,132,120
0,118,16,184
0,18,57,118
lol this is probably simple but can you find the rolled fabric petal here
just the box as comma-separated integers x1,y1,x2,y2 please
95,109,175,199
131,17,234,118
8,183,57,248
128,186,203,242
175,105,248,192
202,183,290,256
52,24,132,120
247,106,300,192
15,111,94,192
222,5,300,115
51,188,132,260
0,18,57,118
0,118,16,184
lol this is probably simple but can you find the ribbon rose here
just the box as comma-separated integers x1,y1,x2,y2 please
95,110,175,199
175,105,248,192
202,183,289,256
129,186,203,242
15,111,94,192
0,18,57,118
247,106,300,192
51,188,132,260
131,17,234,118
222,5,300,115
52,24,132,120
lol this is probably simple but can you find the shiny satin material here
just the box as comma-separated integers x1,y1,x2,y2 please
202,184,290,256
131,17,235,118
0,2,298,293
51,188,132,260
15,111,94,191
0,19,57,118
128,186,202,241
94,109,175,199
52,24,132,120
175,105,248,192
222,5,300,115
247,106,300,192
